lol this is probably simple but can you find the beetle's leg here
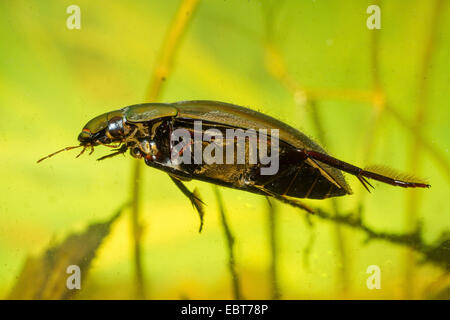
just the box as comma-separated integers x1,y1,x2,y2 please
99,143,121,148
275,194,315,214
150,120,163,139
76,146,87,158
300,149,430,189
96,144,128,161
122,127,140,147
124,126,153,156
127,127,139,140
253,185,314,214
169,175,205,233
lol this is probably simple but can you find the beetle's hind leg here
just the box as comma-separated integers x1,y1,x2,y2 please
169,175,206,233
301,149,430,190
356,175,374,193
253,185,314,214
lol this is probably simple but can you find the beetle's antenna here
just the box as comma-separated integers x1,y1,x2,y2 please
37,145,82,163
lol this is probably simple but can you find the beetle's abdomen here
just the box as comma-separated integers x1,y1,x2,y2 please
165,119,349,200
253,159,349,199
172,156,348,200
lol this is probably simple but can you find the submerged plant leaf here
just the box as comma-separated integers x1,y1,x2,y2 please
8,206,125,300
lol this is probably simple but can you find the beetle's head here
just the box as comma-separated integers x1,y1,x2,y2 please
37,109,128,163
78,110,126,146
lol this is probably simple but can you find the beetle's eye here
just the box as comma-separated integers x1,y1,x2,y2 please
107,116,124,138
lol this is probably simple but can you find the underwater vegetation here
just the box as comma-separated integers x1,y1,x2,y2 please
0,0,449,299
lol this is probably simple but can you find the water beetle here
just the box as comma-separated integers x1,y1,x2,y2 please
38,100,430,227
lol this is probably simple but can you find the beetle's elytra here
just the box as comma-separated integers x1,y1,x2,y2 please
38,100,430,223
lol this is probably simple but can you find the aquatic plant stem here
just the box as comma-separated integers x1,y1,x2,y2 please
404,0,445,299
130,161,145,299
313,208,450,271
266,197,281,299
213,186,243,300
130,0,201,299
263,44,450,182
357,0,385,217
308,101,349,294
